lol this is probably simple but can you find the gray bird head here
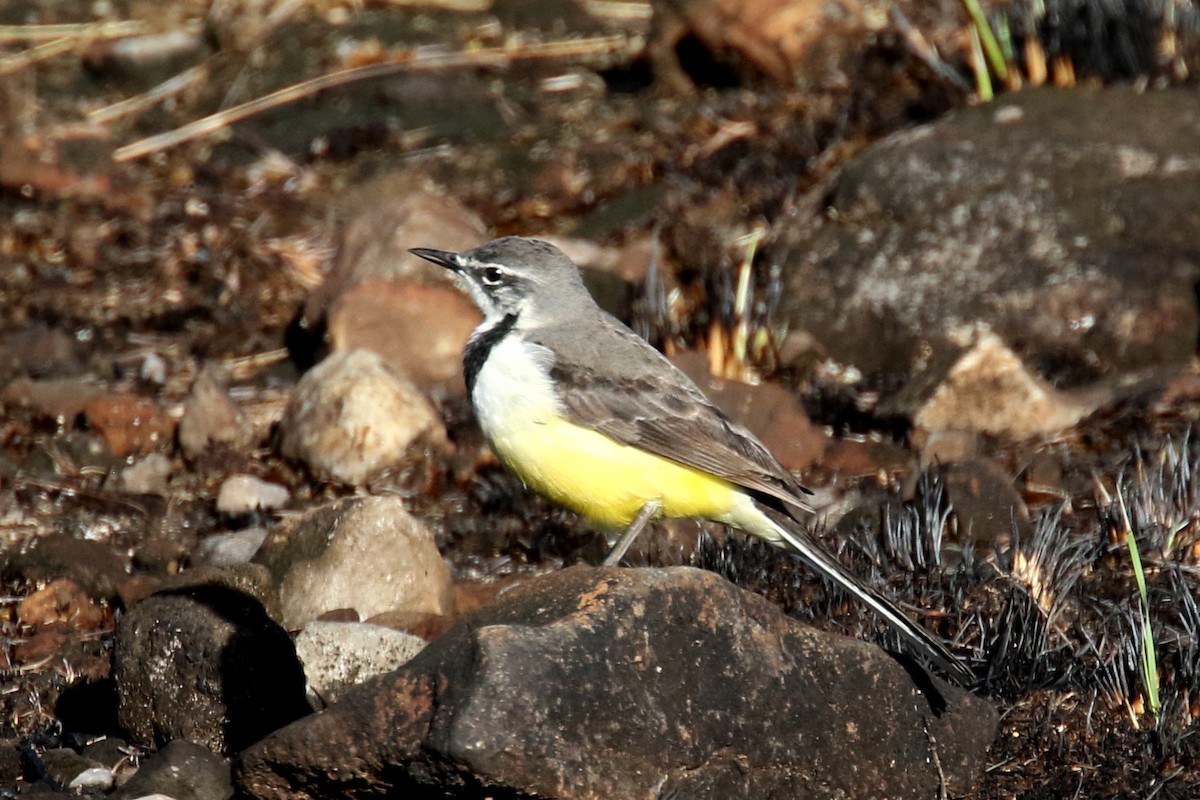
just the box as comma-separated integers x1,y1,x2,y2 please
410,236,590,324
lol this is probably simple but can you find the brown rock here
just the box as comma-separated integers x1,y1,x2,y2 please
14,627,73,664
17,578,106,631
84,394,174,457
6,535,129,602
652,0,872,88
297,187,487,393
673,349,824,471
326,281,479,394
938,459,1033,548
0,323,81,380
235,567,996,800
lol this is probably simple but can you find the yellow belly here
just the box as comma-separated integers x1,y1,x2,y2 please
489,415,738,528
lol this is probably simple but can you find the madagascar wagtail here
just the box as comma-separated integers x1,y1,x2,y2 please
411,236,970,683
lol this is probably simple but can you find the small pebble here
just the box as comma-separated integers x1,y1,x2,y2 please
193,528,270,566
216,474,290,514
69,765,116,791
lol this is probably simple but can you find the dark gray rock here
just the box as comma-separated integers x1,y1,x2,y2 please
113,578,309,755
776,87,1200,385
35,748,104,790
235,566,996,800
0,323,81,380
5,535,128,602
115,740,232,800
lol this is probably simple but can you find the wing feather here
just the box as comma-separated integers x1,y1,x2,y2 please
540,323,812,513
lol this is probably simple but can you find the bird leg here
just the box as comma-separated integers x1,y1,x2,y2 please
602,500,662,566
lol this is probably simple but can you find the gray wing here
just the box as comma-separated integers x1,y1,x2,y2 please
540,321,813,514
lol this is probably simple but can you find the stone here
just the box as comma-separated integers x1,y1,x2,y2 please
83,394,174,458
177,366,254,459
293,621,427,702
0,323,81,380
215,474,290,515
114,740,232,800
235,567,997,800
17,578,106,631
121,453,173,496
673,349,824,471
113,581,308,754
651,0,879,89
69,766,116,791
326,281,479,394
296,188,487,393
898,332,1097,441
938,459,1034,548
193,528,270,567
776,87,1200,386
278,349,446,486
5,535,129,602
1,377,102,426
255,495,453,630
36,748,104,790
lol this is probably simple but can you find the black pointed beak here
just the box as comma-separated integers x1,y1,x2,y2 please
409,247,461,272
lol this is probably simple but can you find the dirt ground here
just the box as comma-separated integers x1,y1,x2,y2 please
2,0,1200,797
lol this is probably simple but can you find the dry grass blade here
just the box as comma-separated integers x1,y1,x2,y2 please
114,33,635,162
88,64,210,124
0,21,146,42
0,37,75,75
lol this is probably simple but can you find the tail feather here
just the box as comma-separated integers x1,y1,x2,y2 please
730,498,973,685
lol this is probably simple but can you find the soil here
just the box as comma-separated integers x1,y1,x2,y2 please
2,0,1199,798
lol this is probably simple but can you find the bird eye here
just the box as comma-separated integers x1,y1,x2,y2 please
481,266,504,285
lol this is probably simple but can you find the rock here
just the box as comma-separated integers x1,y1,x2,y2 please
114,740,232,800
939,459,1032,546
254,495,453,630
121,453,174,496
6,535,129,602
84,394,175,458
193,528,270,567
673,349,824,471
293,621,427,702
651,0,880,89
215,474,289,515
177,366,254,459
37,748,104,790
159,563,283,624
83,30,210,86
278,349,446,486
0,742,22,787
235,567,996,800
0,377,102,426
17,578,106,631
0,323,80,380
326,281,479,394
113,581,308,754
300,188,487,394
776,87,1200,385
893,332,1098,441
69,765,116,792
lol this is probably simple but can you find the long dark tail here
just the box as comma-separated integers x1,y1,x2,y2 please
731,498,973,685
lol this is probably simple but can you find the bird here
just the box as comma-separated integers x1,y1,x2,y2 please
410,236,971,683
